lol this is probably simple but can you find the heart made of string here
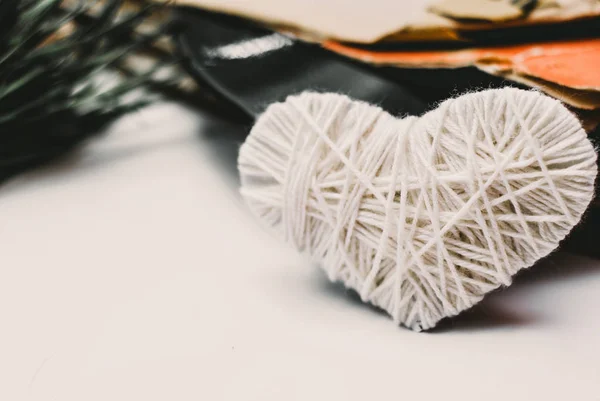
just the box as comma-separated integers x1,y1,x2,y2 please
238,88,597,331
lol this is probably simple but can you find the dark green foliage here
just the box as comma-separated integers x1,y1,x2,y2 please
0,0,164,180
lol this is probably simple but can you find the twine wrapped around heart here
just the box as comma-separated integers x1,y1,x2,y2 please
238,88,597,331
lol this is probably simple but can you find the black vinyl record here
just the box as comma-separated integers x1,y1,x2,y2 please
171,7,430,119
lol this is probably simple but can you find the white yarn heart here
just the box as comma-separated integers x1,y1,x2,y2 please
238,88,597,331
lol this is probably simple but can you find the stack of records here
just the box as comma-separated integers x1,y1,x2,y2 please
171,0,600,131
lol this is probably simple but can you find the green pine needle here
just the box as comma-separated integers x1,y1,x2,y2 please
0,0,168,180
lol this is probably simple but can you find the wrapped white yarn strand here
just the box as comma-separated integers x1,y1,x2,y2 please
238,88,598,331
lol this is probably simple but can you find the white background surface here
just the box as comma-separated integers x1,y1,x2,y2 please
1,102,599,401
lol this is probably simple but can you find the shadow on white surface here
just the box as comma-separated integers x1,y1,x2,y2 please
1,101,600,401
195,110,251,184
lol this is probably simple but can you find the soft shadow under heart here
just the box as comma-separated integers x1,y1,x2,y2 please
310,251,600,332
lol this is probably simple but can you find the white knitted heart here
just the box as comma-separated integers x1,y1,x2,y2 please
238,88,597,331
